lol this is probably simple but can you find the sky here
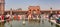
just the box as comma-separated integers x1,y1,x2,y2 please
5,0,60,10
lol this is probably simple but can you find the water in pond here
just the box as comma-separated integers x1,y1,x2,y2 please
0,18,60,27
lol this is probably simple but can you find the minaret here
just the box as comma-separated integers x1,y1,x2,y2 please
0,0,5,14
50,7,52,13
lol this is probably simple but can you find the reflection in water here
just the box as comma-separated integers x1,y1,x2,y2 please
28,20,40,24
22,21,26,25
0,22,4,27
48,20,51,23
51,22,53,26
42,20,44,24
0,18,60,27
10,25,12,27
55,24,60,27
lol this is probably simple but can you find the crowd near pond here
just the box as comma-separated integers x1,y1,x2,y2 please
0,13,60,27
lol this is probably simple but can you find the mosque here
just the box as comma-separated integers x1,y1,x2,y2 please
0,0,60,15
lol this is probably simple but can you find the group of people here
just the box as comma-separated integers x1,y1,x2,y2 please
0,13,21,22
0,14,4,20
0,13,41,22
48,13,60,21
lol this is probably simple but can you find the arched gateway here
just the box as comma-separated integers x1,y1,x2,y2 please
28,6,40,18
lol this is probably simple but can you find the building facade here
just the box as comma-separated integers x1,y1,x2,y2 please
4,6,60,15
0,0,60,15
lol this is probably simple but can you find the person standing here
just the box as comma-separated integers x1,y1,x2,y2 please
0,14,4,21
13,14,17,20
1,14,4,21
5,13,11,22
49,13,54,20
17,15,21,20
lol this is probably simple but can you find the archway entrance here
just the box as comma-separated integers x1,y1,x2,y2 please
28,6,40,18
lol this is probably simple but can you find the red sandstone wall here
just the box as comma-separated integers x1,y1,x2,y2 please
28,6,40,15
0,0,5,14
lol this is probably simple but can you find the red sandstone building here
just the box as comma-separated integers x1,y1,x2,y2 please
0,0,60,15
